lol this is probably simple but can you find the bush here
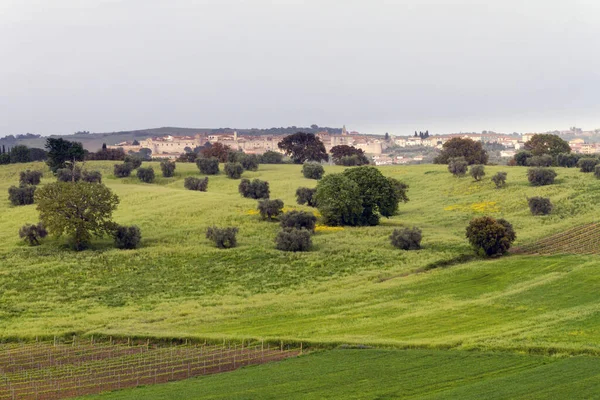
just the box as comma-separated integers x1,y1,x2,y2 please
465,216,516,257
295,187,317,207
527,168,557,186
259,151,283,164
469,165,485,181
8,185,36,206
448,157,468,177
275,228,312,252
257,199,284,220
114,163,133,178
527,154,553,167
206,226,238,249
137,167,155,183
302,162,324,179
240,154,260,171
160,160,176,177
224,162,244,179
578,157,598,173
19,170,43,186
113,225,142,249
184,176,208,191
390,227,422,250
280,211,317,232
239,179,270,199
56,167,82,182
314,174,362,226
82,170,102,183
124,155,142,169
513,151,533,166
19,222,48,246
528,196,553,215
196,157,220,175
595,165,600,179
491,172,507,188
556,152,581,168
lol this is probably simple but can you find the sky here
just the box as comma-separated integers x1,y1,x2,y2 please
1,0,599,136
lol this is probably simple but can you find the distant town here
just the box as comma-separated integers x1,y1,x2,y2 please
103,126,600,165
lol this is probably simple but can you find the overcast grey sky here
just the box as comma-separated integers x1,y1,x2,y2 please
1,0,599,136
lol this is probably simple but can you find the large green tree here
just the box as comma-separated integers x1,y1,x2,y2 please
9,145,30,163
434,138,488,165
45,138,85,172
524,134,571,156
35,182,119,250
330,145,369,166
278,132,328,164
315,166,408,226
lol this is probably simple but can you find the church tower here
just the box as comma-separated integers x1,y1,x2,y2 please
342,125,348,136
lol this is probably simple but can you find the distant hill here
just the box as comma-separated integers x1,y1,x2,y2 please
0,126,343,151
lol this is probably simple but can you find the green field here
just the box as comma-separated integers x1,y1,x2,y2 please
82,349,600,400
2,161,600,397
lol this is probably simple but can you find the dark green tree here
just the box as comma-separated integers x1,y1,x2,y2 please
10,145,30,163
465,216,516,257
434,138,488,165
278,132,328,164
330,145,369,166
45,138,85,172
524,134,571,156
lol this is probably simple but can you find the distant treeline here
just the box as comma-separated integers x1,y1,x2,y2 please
0,145,47,164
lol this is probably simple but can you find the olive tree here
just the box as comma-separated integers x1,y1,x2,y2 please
35,182,119,250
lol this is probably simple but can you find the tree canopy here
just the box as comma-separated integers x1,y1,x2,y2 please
434,138,488,165
45,138,85,172
330,145,369,166
524,134,571,156
35,182,119,250
315,166,408,226
278,132,328,164
201,143,231,163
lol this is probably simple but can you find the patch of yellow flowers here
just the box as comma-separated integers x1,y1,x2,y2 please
444,201,500,213
315,224,344,233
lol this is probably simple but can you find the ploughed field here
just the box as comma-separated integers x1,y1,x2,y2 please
2,161,600,398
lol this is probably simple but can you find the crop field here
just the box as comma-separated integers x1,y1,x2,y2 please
0,339,298,399
2,160,600,397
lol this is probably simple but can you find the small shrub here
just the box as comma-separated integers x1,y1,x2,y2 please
114,163,133,178
448,157,468,177
238,179,270,199
275,228,312,252
514,151,533,166
296,187,317,207
56,167,81,182
113,225,142,249
280,211,317,232
224,162,244,179
491,172,507,188
124,155,142,169
528,196,553,215
390,227,422,250
184,176,208,191
206,226,238,249
527,168,557,186
160,160,176,177
527,155,553,167
82,170,102,183
595,165,600,179
469,164,485,181
302,162,324,179
137,167,155,183
196,157,220,175
240,154,260,171
578,157,598,173
8,185,36,206
257,199,284,220
19,170,43,186
259,151,283,164
465,216,516,257
19,222,47,246
556,152,580,168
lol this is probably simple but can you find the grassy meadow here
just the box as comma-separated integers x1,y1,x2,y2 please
2,160,600,397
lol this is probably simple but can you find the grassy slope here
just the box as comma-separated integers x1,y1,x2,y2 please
1,162,600,355
83,349,600,399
